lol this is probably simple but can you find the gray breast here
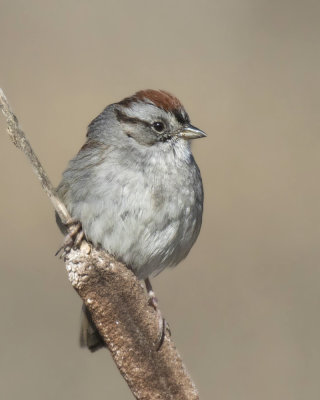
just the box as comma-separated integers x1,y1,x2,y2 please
57,139,203,280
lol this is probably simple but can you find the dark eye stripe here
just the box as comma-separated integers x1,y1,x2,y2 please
115,109,149,128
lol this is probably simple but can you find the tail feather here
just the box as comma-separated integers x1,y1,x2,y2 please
80,304,105,352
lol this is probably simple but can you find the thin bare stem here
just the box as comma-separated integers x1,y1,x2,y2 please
0,88,70,224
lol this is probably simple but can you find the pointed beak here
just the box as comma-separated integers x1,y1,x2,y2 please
178,124,207,140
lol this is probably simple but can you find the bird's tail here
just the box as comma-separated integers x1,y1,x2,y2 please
80,304,105,352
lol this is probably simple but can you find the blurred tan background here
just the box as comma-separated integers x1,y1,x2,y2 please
1,1,319,399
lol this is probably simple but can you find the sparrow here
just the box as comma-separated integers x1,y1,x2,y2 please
56,89,206,350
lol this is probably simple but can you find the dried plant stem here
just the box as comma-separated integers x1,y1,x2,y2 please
0,89,70,224
0,88,199,400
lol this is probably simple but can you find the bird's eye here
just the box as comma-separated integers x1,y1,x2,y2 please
152,121,165,133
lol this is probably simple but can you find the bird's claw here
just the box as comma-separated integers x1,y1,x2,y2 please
145,278,170,351
55,221,84,257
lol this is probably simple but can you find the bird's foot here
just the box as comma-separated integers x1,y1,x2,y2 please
55,219,85,257
144,278,170,351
